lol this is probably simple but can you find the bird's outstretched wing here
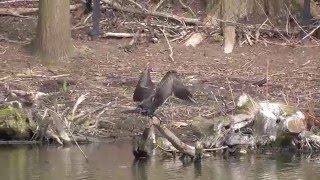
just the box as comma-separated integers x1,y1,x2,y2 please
172,77,196,103
133,68,155,102
133,70,196,117
152,71,175,108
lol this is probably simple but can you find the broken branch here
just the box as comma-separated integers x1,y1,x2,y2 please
160,28,174,62
152,117,195,157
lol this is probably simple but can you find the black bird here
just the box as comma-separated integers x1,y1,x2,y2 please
133,68,155,102
137,70,196,116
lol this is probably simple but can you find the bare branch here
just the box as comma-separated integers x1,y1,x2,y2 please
160,28,174,62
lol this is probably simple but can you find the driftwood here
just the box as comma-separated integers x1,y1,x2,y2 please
47,109,71,144
101,32,147,38
184,33,205,47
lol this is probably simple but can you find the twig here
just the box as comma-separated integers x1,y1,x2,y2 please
71,94,89,120
256,19,267,40
74,102,112,124
152,0,166,12
101,32,146,38
15,74,70,78
284,4,318,43
281,92,289,105
253,0,290,43
64,118,89,162
226,78,235,107
160,28,174,62
155,144,177,153
101,0,199,24
203,146,228,152
245,33,253,46
126,0,148,12
72,13,92,30
0,48,7,54
284,5,308,35
302,24,320,40
0,76,9,81
0,35,29,44
213,95,226,115
47,108,88,161
266,58,269,100
302,60,311,66
178,0,196,17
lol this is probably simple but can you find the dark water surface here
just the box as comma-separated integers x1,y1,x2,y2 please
0,141,320,180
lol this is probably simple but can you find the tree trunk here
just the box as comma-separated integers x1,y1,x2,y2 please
32,0,74,64
205,0,251,53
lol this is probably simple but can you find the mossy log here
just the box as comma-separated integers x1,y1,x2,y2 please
190,94,312,150
0,106,34,140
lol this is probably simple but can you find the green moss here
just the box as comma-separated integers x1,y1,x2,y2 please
274,133,292,147
235,98,255,114
0,106,30,139
212,34,224,42
191,116,215,137
156,137,176,152
221,116,232,127
280,105,297,116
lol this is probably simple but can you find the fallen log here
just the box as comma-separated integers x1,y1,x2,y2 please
0,0,38,4
0,4,82,17
47,109,71,144
152,117,195,157
0,105,35,140
101,32,147,38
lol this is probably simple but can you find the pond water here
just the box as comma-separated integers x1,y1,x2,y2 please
0,141,320,180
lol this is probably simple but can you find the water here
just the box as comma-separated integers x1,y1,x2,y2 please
0,141,320,180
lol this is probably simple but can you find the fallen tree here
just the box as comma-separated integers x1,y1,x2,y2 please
135,93,320,160
0,4,82,17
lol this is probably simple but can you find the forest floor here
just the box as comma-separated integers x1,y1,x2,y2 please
0,3,320,142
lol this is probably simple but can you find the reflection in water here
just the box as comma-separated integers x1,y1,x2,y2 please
132,158,149,180
0,142,319,180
